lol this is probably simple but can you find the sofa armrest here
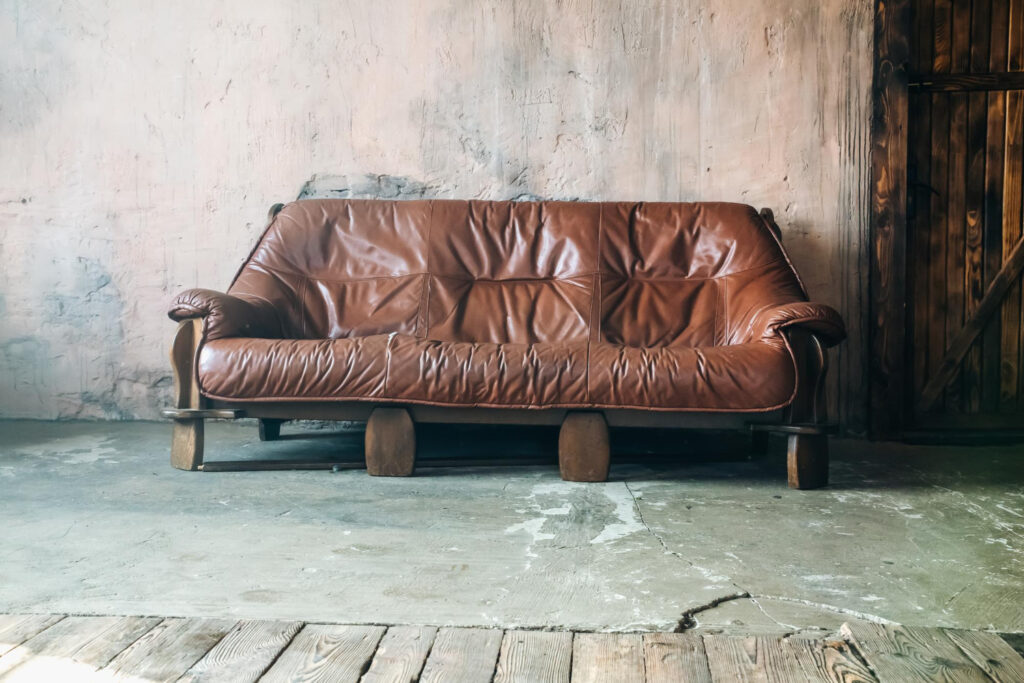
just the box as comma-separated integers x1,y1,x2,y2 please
748,302,846,347
168,288,282,340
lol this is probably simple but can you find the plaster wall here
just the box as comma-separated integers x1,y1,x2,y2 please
0,0,873,427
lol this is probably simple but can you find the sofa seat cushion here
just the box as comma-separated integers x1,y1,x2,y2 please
197,335,795,411
587,338,795,411
197,334,591,408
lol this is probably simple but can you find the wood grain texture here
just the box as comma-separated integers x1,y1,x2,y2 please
494,630,572,683
362,625,437,683
169,317,205,471
1001,88,1023,411
571,633,644,683
918,234,1024,411
0,615,159,680
260,624,384,683
558,412,610,482
842,621,989,682
786,638,877,683
419,628,503,683
927,91,951,406
642,632,712,682
102,617,235,682
910,71,1024,91
703,636,808,682
365,407,416,477
946,90,969,413
179,619,302,682
943,628,1024,682
964,88,988,413
787,433,829,490
982,87,1007,414
0,614,64,658
869,0,912,437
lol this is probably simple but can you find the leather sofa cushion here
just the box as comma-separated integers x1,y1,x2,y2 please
197,335,794,411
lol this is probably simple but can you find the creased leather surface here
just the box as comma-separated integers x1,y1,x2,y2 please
168,288,282,340
171,199,847,410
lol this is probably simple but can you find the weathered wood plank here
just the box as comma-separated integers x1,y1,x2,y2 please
841,622,989,682
918,232,1024,411
910,72,1024,91
943,628,1024,682
259,624,384,683
101,617,235,682
945,89,969,413
910,90,933,396
702,636,809,681
964,88,989,413
1002,88,1024,412
179,619,301,682
932,0,953,73
419,628,502,683
361,625,437,683
982,88,1006,414
0,614,64,658
786,637,878,683
642,632,712,682
0,615,159,680
869,0,912,437
571,633,644,683
927,91,952,406
494,630,572,683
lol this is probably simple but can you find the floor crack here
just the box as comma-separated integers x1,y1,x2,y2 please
675,592,752,632
622,480,752,632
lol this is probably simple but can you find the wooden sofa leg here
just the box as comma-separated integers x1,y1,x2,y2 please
559,412,610,482
787,433,829,489
171,419,204,471
365,408,416,476
259,419,284,441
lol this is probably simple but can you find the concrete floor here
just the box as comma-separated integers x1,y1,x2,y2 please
1,420,1022,636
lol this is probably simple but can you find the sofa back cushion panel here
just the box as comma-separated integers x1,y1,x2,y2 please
425,275,594,345
228,199,805,347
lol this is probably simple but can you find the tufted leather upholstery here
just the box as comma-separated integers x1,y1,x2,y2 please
170,199,844,411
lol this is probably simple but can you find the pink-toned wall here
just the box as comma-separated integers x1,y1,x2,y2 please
0,1,872,430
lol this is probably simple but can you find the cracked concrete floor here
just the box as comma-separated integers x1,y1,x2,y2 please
1,420,1022,636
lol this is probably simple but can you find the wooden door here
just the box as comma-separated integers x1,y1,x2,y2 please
905,0,1024,431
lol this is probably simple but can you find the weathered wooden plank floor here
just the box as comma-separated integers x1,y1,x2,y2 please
0,614,1021,682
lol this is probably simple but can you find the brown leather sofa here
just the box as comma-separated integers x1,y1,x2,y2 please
164,199,845,488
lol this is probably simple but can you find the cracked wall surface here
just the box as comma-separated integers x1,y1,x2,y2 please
0,1,872,423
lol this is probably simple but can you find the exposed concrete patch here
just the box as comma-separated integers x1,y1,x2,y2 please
298,173,441,201
1,422,1022,634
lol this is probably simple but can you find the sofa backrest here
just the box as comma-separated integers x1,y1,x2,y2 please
229,199,808,346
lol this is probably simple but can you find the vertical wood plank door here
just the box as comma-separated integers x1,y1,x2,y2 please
906,0,1024,431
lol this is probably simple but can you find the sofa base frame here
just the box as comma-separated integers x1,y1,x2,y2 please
166,320,835,488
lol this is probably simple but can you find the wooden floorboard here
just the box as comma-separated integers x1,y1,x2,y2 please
703,635,811,681
571,632,645,683
642,633,712,682
1,613,1022,682
361,625,437,683
0,615,160,680
494,630,573,683
179,618,303,682
0,614,65,658
259,623,385,683
841,621,997,682
419,627,503,683
101,617,236,682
